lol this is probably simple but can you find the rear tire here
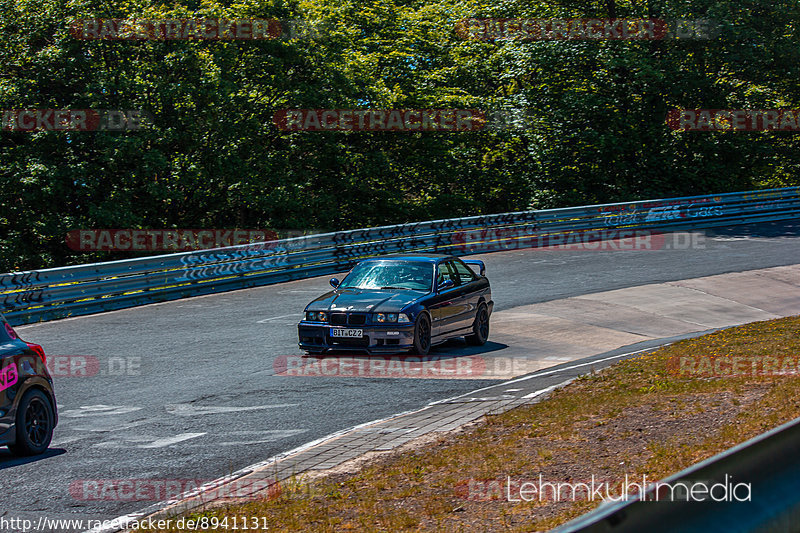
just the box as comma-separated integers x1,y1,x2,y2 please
412,313,432,356
8,389,54,456
466,304,489,346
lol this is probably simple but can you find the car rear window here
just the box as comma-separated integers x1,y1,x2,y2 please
453,260,477,283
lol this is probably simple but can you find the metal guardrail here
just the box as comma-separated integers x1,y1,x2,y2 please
2,186,799,325
551,414,800,533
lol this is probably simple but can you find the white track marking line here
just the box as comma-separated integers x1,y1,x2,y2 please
50,434,89,446
257,313,301,323
166,404,298,416
59,405,143,418
69,420,149,432
521,383,564,399
138,433,206,449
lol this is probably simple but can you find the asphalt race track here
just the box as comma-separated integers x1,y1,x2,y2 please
2,221,799,531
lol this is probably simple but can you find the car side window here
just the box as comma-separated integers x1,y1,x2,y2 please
437,261,459,288
453,260,477,284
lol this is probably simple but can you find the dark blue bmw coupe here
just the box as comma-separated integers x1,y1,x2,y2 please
297,254,493,355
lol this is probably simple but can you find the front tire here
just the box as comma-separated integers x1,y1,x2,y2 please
412,313,432,356
8,389,54,456
466,304,489,346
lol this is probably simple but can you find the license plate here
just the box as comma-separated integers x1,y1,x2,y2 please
331,328,363,338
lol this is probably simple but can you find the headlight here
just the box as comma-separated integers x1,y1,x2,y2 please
375,313,406,323
306,311,317,321
306,311,328,322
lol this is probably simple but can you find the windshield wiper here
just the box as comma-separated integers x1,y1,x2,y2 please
380,286,407,290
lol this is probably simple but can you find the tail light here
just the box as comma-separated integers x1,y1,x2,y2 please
26,342,46,364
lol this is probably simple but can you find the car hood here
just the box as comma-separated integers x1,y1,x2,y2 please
307,289,426,313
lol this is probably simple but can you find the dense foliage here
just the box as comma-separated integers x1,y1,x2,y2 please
1,0,798,270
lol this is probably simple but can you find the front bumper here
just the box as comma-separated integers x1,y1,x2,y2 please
298,322,415,354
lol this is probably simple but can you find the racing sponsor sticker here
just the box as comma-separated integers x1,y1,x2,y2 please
0,362,19,393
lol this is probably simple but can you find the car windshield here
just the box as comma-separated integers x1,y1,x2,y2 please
338,260,433,291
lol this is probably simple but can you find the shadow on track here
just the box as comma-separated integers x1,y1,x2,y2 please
301,339,509,360
0,447,66,469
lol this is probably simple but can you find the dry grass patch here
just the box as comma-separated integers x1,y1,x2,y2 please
136,315,800,533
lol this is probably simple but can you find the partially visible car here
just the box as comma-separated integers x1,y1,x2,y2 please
298,254,493,355
0,313,57,456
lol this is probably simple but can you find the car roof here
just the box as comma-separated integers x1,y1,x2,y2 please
359,254,455,264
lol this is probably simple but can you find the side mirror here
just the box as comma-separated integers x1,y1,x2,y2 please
329,277,340,289
438,279,455,292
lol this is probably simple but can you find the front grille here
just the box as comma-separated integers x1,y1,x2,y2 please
348,313,367,325
329,312,367,325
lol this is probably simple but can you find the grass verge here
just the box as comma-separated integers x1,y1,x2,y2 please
136,315,800,532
